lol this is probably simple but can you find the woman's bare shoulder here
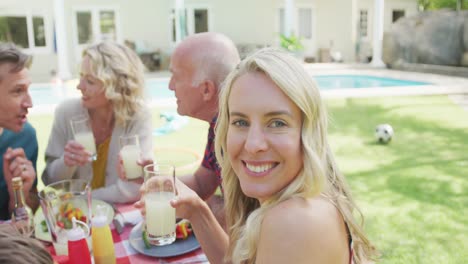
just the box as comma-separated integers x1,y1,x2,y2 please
263,196,342,228
257,197,349,263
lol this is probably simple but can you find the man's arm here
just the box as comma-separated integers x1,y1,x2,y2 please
178,165,226,228
178,165,220,200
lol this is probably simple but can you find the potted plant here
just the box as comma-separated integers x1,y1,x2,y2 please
279,33,304,59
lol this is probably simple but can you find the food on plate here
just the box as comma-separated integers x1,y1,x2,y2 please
176,219,192,240
40,220,48,232
140,219,193,249
142,230,151,249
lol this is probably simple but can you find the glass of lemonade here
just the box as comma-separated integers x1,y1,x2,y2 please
143,163,177,246
119,135,142,180
70,115,97,161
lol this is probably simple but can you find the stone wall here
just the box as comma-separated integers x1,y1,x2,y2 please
383,10,468,68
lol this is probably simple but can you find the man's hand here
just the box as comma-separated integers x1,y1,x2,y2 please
3,147,37,211
118,154,152,184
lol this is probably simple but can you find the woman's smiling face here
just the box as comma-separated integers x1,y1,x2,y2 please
226,72,303,203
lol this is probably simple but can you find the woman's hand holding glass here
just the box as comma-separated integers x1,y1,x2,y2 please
134,175,202,222
142,164,178,245
63,140,93,166
70,115,97,161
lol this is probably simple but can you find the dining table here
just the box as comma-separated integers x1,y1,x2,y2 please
2,202,209,264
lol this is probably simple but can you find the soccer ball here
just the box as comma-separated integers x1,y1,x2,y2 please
375,124,394,144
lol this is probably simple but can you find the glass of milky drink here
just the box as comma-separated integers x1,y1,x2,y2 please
70,115,97,161
143,163,177,246
119,135,143,180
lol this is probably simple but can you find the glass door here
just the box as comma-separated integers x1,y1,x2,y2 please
73,8,119,63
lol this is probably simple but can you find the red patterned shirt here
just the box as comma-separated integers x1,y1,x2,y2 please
201,116,222,190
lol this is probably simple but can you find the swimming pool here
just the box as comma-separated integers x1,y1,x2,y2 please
314,75,429,89
30,75,430,106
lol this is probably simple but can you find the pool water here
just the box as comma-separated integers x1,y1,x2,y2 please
30,85,64,106
30,75,430,106
29,79,174,106
314,75,429,89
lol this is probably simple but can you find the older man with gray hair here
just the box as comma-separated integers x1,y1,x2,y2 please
135,32,240,228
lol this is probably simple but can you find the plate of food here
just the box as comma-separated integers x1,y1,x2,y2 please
34,199,114,241
129,220,200,258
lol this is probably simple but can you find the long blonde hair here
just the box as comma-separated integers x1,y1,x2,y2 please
82,41,145,126
215,48,377,263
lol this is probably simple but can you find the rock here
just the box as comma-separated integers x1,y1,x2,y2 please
383,10,468,67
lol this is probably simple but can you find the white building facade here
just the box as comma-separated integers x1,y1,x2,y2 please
0,0,419,81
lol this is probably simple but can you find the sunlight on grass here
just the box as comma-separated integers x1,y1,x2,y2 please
327,96,468,264
29,95,467,263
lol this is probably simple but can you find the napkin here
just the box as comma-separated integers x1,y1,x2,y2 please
113,210,143,234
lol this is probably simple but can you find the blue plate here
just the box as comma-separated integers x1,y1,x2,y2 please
129,222,200,258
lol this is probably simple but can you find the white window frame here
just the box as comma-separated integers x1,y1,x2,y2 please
72,6,122,62
0,10,52,54
186,5,212,35
276,4,316,56
170,5,212,45
359,9,369,38
276,4,315,41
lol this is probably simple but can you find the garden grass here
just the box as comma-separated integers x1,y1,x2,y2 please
327,96,467,264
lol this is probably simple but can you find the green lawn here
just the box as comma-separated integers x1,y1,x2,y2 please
30,95,467,263
327,96,467,264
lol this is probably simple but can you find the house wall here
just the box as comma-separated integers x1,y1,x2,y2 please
353,0,418,61
314,0,354,61
200,0,278,45
0,0,56,81
62,0,173,73
357,0,419,38
1,0,419,81
384,0,419,26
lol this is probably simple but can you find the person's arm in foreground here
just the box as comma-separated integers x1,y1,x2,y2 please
135,178,229,263
255,197,350,264
178,165,220,200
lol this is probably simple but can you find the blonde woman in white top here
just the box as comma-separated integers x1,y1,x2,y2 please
42,42,153,203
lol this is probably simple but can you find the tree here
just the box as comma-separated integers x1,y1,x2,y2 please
418,0,468,10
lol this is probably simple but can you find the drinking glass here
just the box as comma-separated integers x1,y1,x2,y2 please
144,163,177,246
119,135,143,179
70,115,97,161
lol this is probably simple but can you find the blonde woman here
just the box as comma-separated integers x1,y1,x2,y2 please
214,48,377,263
138,48,377,263
42,41,153,203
